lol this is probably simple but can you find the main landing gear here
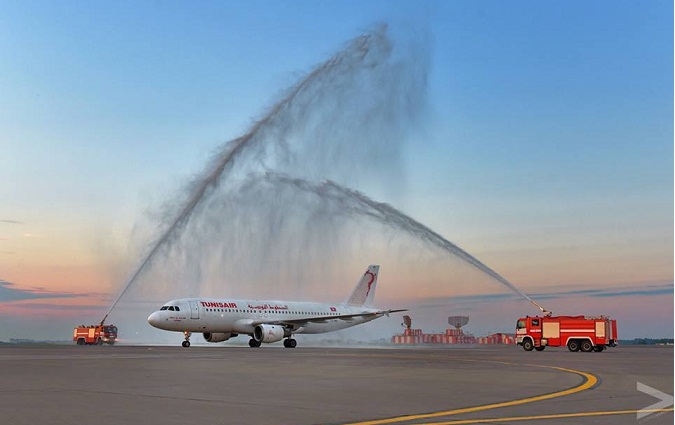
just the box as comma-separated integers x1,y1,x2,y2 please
182,331,191,348
247,337,297,348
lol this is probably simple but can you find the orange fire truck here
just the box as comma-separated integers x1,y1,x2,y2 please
73,324,118,345
516,315,617,352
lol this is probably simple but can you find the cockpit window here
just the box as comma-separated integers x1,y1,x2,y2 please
160,306,168,311
174,306,180,311
168,306,175,311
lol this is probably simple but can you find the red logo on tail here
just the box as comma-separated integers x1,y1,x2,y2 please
364,271,376,296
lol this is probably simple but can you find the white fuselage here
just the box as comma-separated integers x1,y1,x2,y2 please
147,298,380,336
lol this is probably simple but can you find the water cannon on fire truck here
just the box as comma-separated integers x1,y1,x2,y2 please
527,298,551,317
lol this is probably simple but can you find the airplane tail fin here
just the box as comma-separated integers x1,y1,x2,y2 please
343,265,379,308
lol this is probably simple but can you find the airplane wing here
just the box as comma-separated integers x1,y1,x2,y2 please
250,309,408,328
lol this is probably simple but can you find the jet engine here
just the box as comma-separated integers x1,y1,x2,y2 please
203,332,233,343
253,324,289,343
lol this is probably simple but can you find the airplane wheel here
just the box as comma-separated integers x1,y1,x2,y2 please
249,339,261,348
182,331,191,348
284,339,297,348
534,346,545,351
593,345,605,352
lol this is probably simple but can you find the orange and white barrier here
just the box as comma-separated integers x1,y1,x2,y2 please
392,329,515,345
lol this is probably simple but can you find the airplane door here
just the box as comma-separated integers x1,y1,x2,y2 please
189,301,199,319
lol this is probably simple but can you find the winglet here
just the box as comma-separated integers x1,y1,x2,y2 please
344,265,379,308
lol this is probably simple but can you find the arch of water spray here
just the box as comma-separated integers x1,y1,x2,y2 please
102,26,545,325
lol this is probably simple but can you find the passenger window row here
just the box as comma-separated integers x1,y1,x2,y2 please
201,308,341,316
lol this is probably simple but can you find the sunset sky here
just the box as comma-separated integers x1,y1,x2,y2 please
1,1,672,342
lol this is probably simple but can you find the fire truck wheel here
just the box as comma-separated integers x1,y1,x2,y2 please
522,338,534,351
534,346,545,351
182,340,190,348
580,340,593,352
593,345,605,352
96,338,103,345
567,340,580,352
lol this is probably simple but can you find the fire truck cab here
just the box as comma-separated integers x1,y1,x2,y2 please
516,315,617,352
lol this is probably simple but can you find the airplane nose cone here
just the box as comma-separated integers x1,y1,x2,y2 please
147,311,162,328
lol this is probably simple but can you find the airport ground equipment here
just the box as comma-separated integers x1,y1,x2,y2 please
516,315,618,352
73,324,118,345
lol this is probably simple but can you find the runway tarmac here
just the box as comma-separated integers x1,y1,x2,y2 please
0,344,671,425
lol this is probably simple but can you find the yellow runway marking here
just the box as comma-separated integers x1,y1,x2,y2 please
342,363,598,425
425,408,674,424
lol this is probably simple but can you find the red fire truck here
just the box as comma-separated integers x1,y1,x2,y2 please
73,324,118,345
516,315,617,352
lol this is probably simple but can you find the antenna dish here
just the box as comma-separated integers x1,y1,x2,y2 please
448,316,469,330
402,315,412,329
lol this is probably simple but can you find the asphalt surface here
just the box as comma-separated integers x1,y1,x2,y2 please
0,344,671,425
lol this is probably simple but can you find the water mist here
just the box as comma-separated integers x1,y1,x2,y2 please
105,25,544,335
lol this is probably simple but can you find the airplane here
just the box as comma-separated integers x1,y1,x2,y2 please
147,265,406,348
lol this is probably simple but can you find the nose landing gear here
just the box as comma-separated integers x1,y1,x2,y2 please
182,331,191,348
